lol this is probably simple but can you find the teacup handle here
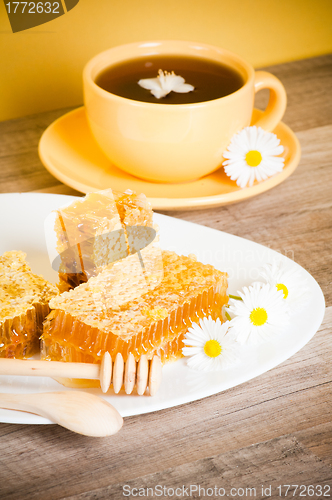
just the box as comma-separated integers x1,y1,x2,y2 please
253,71,287,132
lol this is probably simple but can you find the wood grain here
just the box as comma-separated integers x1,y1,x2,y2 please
64,435,332,499
255,54,332,133
0,107,80,196
0,55,331,500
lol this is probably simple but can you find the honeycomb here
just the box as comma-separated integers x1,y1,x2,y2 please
42,251,228,373
54,189,154,292
0,251,58,358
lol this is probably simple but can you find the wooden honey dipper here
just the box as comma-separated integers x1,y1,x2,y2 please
0,353,162,396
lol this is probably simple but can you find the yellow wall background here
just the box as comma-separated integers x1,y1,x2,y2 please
0,0,331,121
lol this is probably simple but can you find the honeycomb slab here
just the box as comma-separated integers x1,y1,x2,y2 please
42,251,228,370
54,189,154,291
0,251,58,358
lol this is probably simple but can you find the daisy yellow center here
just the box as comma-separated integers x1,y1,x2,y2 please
245,150,262,167
250,307,268,326
204,339,222,358
276,283,289,299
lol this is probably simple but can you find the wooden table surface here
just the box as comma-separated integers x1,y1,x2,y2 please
0,55,331,499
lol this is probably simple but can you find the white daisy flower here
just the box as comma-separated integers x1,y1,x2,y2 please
223,126,285,188
228,282,289,344
182,316,239,371
258,260,310,313
138,69,194,99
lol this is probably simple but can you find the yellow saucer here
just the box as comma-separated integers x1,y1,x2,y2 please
39,107,301,211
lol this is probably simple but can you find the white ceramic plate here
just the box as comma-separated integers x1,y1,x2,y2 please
0,193,325,424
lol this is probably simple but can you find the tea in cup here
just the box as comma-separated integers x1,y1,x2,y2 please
83,40,287,183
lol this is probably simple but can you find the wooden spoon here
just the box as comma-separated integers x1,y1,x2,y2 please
0,391,123,437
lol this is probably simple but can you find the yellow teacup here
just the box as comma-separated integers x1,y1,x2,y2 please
83,40,287,183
